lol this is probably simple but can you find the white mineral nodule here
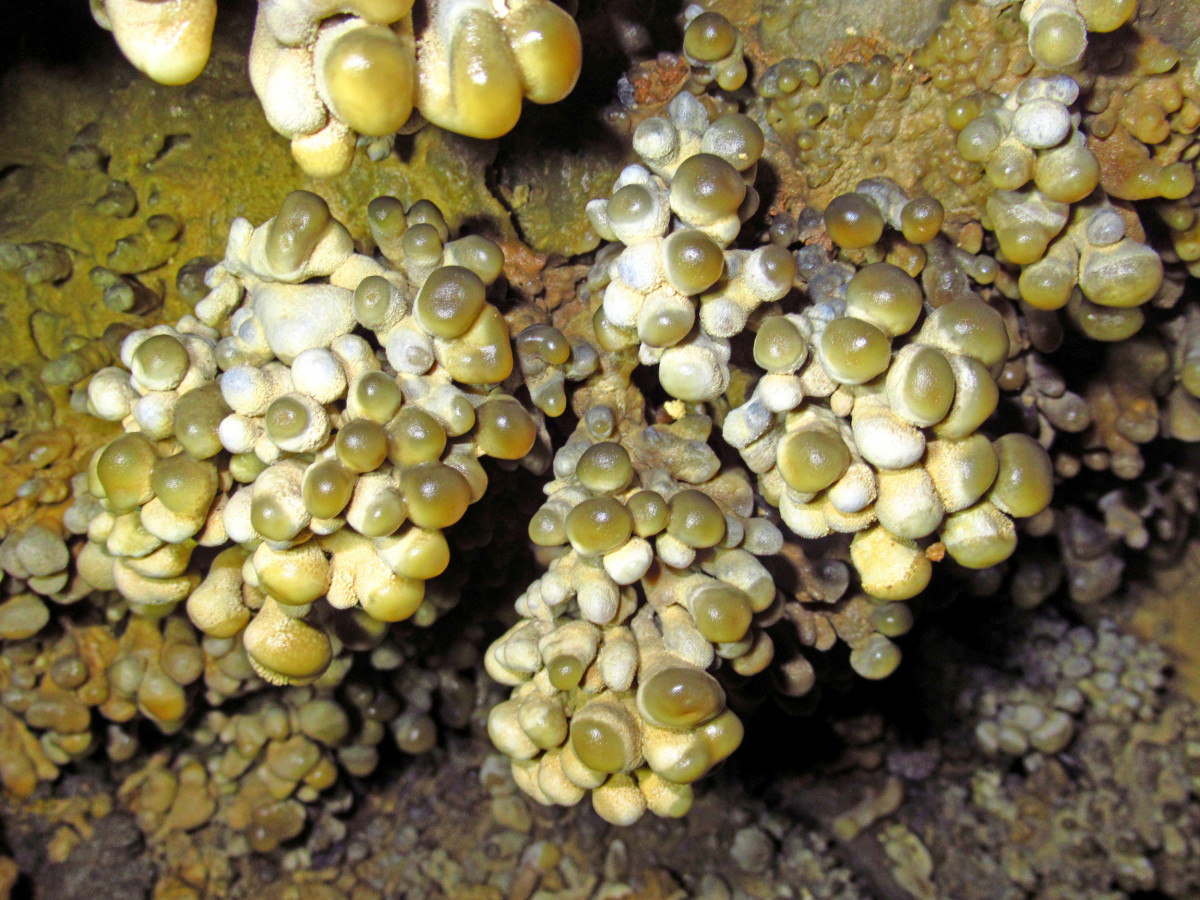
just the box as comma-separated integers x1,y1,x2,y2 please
253,283,356,363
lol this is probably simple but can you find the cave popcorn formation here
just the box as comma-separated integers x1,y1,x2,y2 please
68,45,1064,828
92,0,584,176
586,92,791,402
952,72,1168,325
11,0,1200,852
76,189,593,688
480,87,1063,821
486,413,780,824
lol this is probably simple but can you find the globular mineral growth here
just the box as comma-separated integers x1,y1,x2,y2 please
74,188,593,687
4,0,1200,894
91,0,584,176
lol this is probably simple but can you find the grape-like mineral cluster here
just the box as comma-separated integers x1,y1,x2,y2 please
90,0,584,175
3,0,1200,891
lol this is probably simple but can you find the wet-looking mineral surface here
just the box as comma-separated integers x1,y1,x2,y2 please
2,0,1200,898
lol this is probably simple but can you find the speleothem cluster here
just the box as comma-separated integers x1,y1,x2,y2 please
2,0,1199,857
89,0,583,175
76,190,594,688
484,83,1058,820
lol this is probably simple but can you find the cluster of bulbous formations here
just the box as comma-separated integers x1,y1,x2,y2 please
6,0,1195,836
588,92,1056,598
76,190,593,689
748,0,1200,600
90,0,583,175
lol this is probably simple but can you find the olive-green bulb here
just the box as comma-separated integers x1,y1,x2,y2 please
302,459,355,519
871,602,914,638
386,406,447,466
527,506,566,546
818,316,892,384
607,184,657,231
564,496,634,556
351,371,403,424
366,195,407,242
515,324,570,366
637,666,725,729
401,223,443,266
592,306,637,352
753,316,807,372
940,502,1018,569
475,397,537,460
96,433,158,513
900,197,945,244
265,395,309,442
353,275,395,329
1029,10,1087,69
414,265,486,340
150,453,218,518
132,334,189,391
700,709,744,764
849,633,902,680
335,419,389,473
392,711,438,755
922,296,1009,372
985,141,1035,191
933,356,1000,440
266,190,331,274
638,296,695,348
251,494,305,543
957,116,1003,163
683,11,737,61
569,703,638,774
627,490,669,537
230,452,268,484
402,462,472,530
666,489,726,549
892,346,956,426
173,383,229,460
844,263,924,336
407,199,448,240
946,95,983,131
669,154,746,221
356,486,407,537
445,235,505,285
662,229,725,296
1034,143,1100,204
753,244,797,296
824,193,884,249
575,442,635,494
776,428,850,494
926,435,999,512
547,654,584,691
1019,257,1075,311
1066,291,1145,342
989,433,1054,518
690,584,753,644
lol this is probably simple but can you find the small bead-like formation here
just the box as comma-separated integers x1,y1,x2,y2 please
681,8,748,93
